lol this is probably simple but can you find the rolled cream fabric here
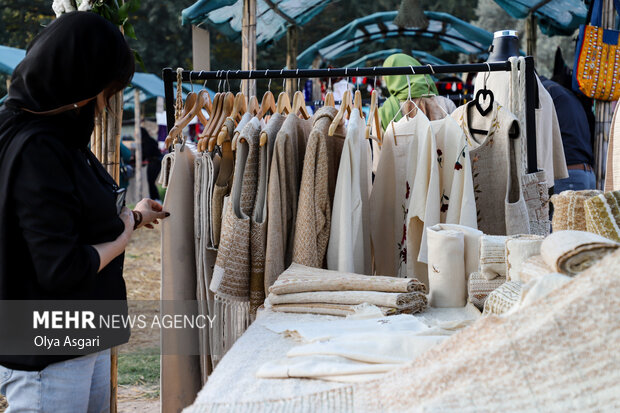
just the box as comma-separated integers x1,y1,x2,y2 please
427,228,466,307
518,255,553,283
467,272,506,311
540,230,619,276
584,191,620,242
479,235,507,280
427,224,482,281
505,234,544,282
551,190,602,232
270,263,427,295
267,291,427,310
482,281,523,316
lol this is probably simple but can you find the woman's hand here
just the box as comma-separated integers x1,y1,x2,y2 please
133,198,169,229
92,206,134,272
119,207,135,238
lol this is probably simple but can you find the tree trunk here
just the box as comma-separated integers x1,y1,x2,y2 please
134,90,143,200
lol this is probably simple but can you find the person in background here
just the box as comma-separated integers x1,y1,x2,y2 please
541,77,596,191
119,141,133,189
141,126,163,201
379,53,455,130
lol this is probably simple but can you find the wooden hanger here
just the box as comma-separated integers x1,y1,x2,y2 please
195,90,212,127
208,92,234,152
259,90,276,120
324,91,335,107
165,90,206,148
276,91,292,114
249,95,260,117
365,89,382,145
197,92,221,151
292,91,310,120
328,89,352,136
353,89,364,119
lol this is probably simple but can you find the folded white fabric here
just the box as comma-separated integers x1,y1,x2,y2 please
541,230,619,275
479,235,507,280
506,273,571,315
269,303,398,317
427,227,466,307
505,234,544,281
482,281,523,316
256,355,399,379
427,224,482,280
264,314,430,342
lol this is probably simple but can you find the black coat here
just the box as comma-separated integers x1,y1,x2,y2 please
0,12,134,370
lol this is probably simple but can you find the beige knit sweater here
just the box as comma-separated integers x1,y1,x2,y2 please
293,107,346,268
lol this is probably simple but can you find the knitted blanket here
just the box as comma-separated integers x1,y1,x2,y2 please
467,272,506,310
540,230,619,275
584,190,620,242
269,263,427,295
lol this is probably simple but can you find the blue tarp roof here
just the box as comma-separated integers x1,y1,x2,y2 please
123,73,214,110
182,0,331,45
297,11,494,68
0,45,26,75
493,0,587,36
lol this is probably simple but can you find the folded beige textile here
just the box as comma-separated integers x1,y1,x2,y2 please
427,228,466,308
605,101,620,191
467,272,506,310
482,280,523,316
186,251,620,413
521,170,550,236
269,263,427,295
267,290,427,310
505,234,544,281
551,190,602,231
518,255,553,283
158,152,175,188
270,303,400,317
256,355,400,379
541,230,619,275
584,191,620,242
480,235,507,280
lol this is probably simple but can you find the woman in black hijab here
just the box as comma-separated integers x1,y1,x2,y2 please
0,11,167,411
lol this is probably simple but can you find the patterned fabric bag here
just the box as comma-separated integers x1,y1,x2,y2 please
573,0,620,101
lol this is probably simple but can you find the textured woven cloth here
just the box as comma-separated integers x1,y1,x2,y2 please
426,227,466,307
452,101,529,235
158,152,174,188
584,190,620,242
551,190,602,232
518,255,553,283
186,250,620,412
269,303,400,317
293,107,345,268
479,235,507,280
250,114,284,316
467,271,506,310
605,101,620,191
270,263,427,295
264,114,312,291
541,230,619,275
521,170,550,236
327,110,372,274
266,290,427,311
210,119,261,358
505,234,544,282
482,280,523,316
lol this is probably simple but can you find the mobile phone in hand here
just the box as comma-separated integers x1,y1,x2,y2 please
115,187,127,215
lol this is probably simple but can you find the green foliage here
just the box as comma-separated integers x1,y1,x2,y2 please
118,347,159,388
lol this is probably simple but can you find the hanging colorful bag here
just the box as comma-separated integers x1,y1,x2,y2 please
573,0,620,101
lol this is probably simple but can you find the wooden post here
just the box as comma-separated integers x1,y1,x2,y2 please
285,25,298,98
110,347,118,413
242,0,257,96
192,25,211,71
134,89,143,201
525,13,537,60
311,55,322,101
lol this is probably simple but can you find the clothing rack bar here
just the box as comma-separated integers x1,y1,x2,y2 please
162,58,538,172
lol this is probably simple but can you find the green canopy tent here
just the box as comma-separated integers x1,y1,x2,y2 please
0,45,26,75
296,11,494,69
344,49,449,69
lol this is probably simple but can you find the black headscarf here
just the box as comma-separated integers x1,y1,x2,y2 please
1,11,134,148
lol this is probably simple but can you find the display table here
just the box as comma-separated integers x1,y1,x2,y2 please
185,306,480,412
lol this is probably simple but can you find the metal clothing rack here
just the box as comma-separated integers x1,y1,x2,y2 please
162,57,538,173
